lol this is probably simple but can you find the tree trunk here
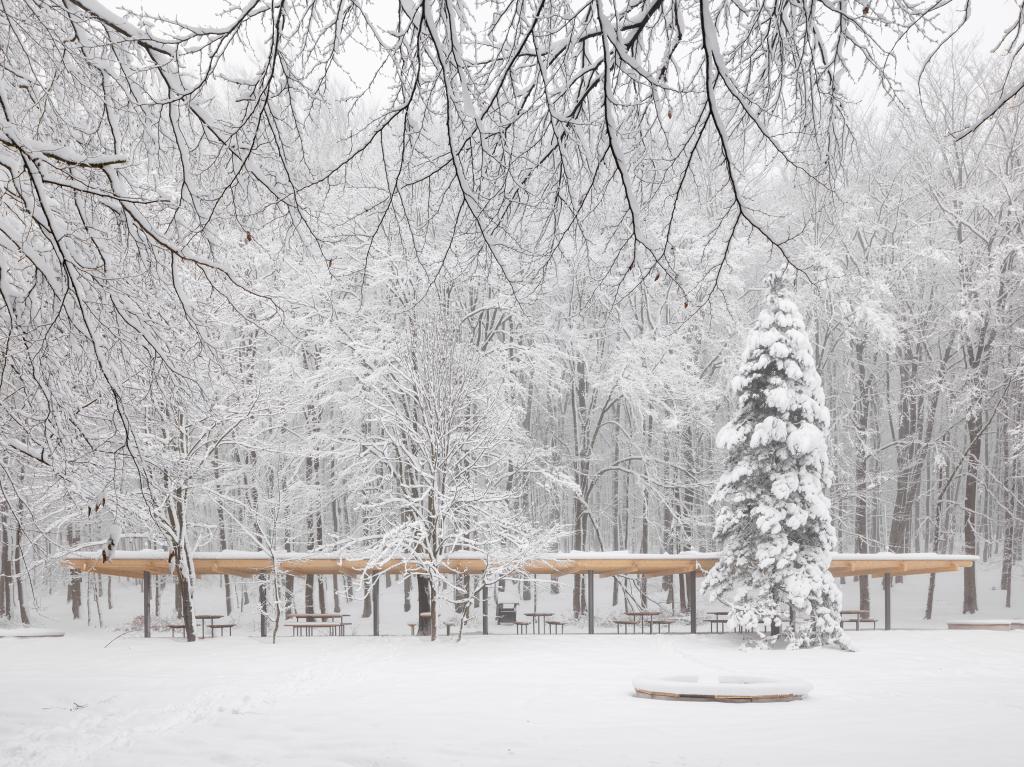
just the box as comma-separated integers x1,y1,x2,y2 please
14,525,29,624
853,340,871,613
417,575,432,636
0,522,10,619
67,526,82,620
215,455,232,616
361,575,372,618
173,540,198,642
963,411,981,613
888,354,922,553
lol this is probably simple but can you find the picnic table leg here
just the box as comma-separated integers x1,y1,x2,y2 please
482,582,489,635
587,571,595,635
143,571,152,639
259,575,269,638
372,578,380,637
687,573,697,634
883,574,892,630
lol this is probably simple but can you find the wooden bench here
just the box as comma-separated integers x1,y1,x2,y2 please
613,619,638,634
210,622,236,637
444,621,459,637
545,619,566,635
651,619,675,633
168,623,186,638
841,612,877,630
514,620,531,635
705,617,728,633
842,616,877,630
286,621,345,637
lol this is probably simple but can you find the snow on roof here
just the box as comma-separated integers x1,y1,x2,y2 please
828,553,979,562
67,549,977,562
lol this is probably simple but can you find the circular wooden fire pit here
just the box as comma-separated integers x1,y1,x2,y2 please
633,674,811,703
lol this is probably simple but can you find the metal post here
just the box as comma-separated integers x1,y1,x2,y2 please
687,572,697,634
258,575,268,638
587,570,595,635
482,581,489,635
143,571,152,638
883,573,892,630
372,578,380,637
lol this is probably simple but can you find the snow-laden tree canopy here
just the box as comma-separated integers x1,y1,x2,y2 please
703,273,847,649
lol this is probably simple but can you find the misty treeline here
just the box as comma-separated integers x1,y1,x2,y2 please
0,2,1022,633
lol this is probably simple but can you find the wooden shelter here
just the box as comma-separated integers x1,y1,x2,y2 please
64,551,976,638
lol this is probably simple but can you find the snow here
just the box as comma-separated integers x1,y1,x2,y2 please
67,549,981,564
632,673,813,699
2,630,1020,767
2,564,1020,766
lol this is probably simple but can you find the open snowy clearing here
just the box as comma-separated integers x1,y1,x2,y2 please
2,631,1021,767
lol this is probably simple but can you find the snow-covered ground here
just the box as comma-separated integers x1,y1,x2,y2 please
2,565,1021,767
2,631,1021,767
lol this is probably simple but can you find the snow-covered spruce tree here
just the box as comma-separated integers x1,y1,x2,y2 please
702,274,848,649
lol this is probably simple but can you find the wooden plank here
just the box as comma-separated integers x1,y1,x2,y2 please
635,688,803,703
64,554,976,580
947,622,1013,631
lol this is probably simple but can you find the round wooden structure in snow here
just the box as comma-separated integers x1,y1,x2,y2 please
0,628,65,639
633,674,811,703
947,620,1023,631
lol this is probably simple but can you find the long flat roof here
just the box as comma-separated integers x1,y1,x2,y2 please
63,550,977,579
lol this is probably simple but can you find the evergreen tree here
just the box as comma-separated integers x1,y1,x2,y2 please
703,274,848,649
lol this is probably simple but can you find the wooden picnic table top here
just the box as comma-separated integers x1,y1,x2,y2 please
625,610,661,617
708,610,730,616
291,612,350,619
524,611,553,616
194,613,224,620
841,609,870,615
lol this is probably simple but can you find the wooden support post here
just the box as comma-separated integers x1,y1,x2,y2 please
678,573,686,614
143,571,152,638
482,581,489,635
259,575,268,638
687,572,697,634
883,573,892,630
587,570,595,635
372,578,380,637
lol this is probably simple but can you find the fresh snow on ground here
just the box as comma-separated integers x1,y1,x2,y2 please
2,565,1020,766
2,632,1021,767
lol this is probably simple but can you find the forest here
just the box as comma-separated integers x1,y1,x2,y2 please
0,0,1022,640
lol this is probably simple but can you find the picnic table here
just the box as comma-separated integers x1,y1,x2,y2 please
194,613,224,638
292,612,349,621
524,611,553,634
287,612,352,637
840,609,877,630
704,610,730,633
625,610,661,634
